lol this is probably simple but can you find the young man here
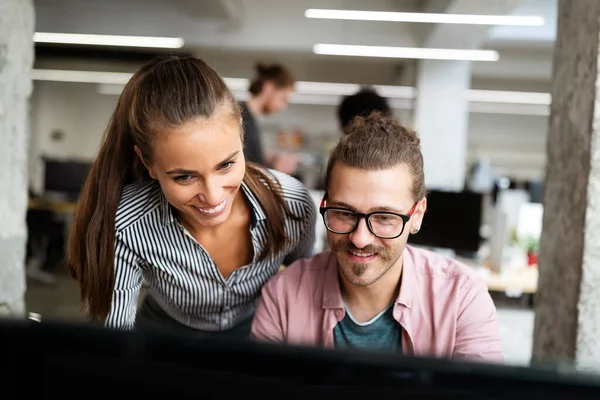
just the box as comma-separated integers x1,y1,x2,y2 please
240,62,295,168
251,112,503,363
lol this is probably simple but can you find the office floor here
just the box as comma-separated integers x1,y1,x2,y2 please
25,269,534,366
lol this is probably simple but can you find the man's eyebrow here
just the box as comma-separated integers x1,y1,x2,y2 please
328,201,402,213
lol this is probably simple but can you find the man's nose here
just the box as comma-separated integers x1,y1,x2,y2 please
348,218,375,249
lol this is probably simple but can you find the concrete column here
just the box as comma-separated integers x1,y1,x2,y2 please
0,0,35,316
413,59,471,191
532,0,600,370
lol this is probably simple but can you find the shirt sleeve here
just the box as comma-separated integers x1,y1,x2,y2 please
105,235,143,330
453,279,504,363
282,186,317,266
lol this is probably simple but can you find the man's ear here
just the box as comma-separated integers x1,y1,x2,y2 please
411,197,427,234
134,145,158,180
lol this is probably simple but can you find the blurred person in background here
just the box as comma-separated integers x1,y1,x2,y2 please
241,62,295,170
315,87,393,191
68,56,316,339
251,112,503,362
337,87,392,131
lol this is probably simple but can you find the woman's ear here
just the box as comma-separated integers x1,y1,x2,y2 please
134,146,157,179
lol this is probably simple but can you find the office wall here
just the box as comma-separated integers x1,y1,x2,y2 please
28,80,548,193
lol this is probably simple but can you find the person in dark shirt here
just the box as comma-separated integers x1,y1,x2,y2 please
240,63,295,166
337,87,392,131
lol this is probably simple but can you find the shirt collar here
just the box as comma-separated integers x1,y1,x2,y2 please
240,181,266,228
159,187,177,226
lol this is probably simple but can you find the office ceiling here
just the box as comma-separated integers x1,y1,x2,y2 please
33,0,557,84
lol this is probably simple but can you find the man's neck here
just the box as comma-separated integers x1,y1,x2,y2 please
340,260,403,323
245,96,263,117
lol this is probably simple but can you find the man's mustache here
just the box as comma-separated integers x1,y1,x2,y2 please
331,241,390,259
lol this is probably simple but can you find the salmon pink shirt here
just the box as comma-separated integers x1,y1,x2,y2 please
251,245,503,363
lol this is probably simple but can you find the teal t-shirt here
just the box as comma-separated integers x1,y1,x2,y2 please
333,303,402,352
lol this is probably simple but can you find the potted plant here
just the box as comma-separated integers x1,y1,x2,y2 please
523,236,539,266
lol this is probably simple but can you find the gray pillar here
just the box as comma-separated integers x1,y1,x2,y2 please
414,59,471,191
0,0,35,316
532,0,600,370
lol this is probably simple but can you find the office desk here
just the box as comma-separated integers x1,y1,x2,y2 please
485,266,538,294
460,257,538,295
28,198,77,214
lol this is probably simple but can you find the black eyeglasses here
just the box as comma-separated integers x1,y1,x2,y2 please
319,195,418,239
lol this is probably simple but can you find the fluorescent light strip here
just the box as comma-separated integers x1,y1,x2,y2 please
295,81,416,98
468,102,549,116
33,32,185,49
32,69,133,85
467,89,551,105
313,44,499,62
33,69,549,106
305,9,544,26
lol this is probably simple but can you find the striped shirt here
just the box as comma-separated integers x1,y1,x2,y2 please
107,169,317,331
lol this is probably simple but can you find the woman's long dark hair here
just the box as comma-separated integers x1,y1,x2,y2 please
68,56,298,321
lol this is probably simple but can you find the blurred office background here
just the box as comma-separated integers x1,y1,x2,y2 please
21,0,557,366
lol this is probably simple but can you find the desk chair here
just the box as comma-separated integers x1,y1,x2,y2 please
26,208,57,285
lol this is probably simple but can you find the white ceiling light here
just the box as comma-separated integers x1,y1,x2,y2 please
313,43,499,62
32,69,549,107
467,89,551,105
33,32,185,49
305,9,544,26
32,69,133,84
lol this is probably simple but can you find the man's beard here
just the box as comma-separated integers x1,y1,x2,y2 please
331,240,391,276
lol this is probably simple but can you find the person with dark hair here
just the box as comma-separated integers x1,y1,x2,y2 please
314,88,394,191
67,56,316,338
337,87,392,130
251,112,503,362
240,62,295,166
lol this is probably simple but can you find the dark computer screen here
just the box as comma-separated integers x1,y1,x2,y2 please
526,180,544,203
2,319,600,399
408,190,482,253
43,158,92,197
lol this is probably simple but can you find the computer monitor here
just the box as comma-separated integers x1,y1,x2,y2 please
2,319,600,399
408,190,483,253
43,158,92,198
527,180,545,204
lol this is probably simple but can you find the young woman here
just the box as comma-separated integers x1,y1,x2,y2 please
68,56,316,339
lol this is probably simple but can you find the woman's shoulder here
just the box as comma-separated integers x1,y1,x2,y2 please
115,179,163,232
267,170,319,225
266,169,312,204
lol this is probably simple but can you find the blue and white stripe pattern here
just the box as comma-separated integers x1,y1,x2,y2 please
107,169,316,331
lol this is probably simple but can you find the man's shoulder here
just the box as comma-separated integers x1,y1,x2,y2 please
265,250,335,292
405,245,485,287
